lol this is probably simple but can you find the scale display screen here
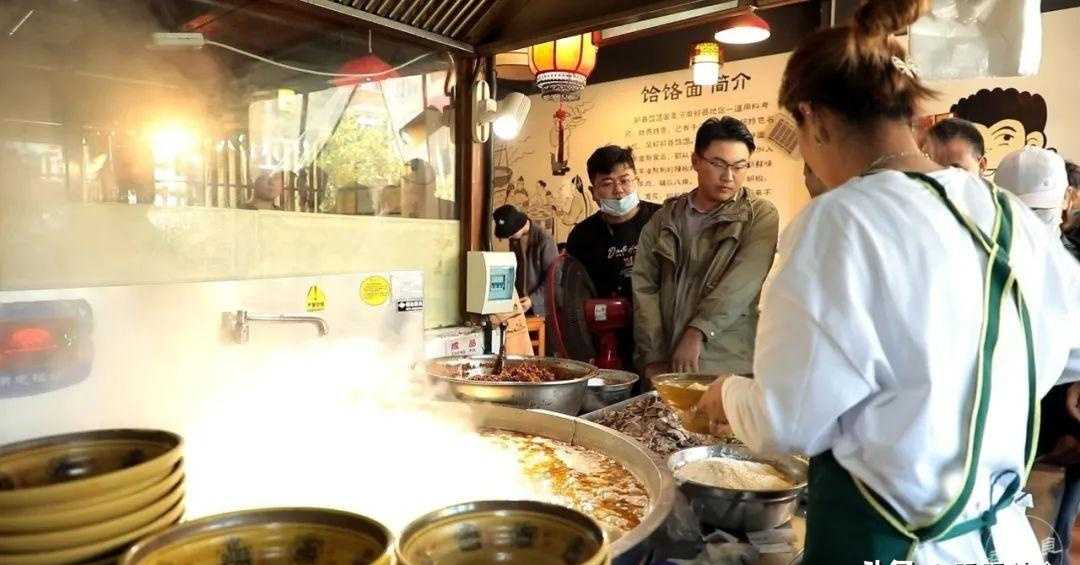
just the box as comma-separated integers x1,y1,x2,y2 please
0,299,93,398
488,266,514,301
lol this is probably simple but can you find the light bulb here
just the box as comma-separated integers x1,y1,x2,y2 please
492,115,521,140
692,62,720,86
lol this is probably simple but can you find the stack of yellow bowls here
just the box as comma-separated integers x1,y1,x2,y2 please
0,429,184,565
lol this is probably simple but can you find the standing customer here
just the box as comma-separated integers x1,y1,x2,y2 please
995,146,1069,234
493,204,558,316
633,116,779,377
923,117,987,175
1061,160,1079,258
566,145,661,369
694,0,1080,563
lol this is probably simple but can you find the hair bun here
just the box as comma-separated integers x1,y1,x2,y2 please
853,0,929,42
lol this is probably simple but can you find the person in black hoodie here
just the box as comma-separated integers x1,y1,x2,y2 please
566,146,661,369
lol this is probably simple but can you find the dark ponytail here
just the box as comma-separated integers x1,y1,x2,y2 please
780,0,935,126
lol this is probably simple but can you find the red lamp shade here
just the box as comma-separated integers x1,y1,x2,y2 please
528,32,600,101
714,11,771,45
333,55,401,86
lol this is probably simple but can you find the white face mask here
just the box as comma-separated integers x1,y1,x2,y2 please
599,192,640,217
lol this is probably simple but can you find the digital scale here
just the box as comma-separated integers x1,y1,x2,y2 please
466,251,517,315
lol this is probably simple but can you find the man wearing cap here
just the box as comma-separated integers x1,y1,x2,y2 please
493,204,558,316
995,146,1069,233
997,147,1080,565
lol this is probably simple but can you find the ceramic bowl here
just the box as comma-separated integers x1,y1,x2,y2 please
0,480,184,552
0,501,183,565
397,500,610,565
0,462,183,533
121,507,393,565
0,430,182,510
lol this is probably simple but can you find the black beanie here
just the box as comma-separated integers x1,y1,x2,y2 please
493,204,528,239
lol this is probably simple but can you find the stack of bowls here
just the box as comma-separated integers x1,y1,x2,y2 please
397,500,611,565
121,508,393,565
0,429,184,565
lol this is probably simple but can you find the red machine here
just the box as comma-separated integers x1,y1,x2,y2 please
583,298,630,370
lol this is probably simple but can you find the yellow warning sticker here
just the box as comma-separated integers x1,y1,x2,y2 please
305,285,327,312
360,276,391,307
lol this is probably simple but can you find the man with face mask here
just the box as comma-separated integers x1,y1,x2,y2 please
566,146,661,369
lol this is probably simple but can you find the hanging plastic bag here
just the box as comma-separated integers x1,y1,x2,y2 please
909,0,1041,80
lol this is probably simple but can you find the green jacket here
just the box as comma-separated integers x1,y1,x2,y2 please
632,188,779,374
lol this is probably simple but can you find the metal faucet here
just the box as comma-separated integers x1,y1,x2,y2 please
225,310,329,344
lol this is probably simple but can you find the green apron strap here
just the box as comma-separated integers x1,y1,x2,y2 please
802,172,1039,564
902,173,1040,548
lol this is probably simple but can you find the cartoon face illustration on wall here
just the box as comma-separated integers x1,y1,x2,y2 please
950,88,1049,178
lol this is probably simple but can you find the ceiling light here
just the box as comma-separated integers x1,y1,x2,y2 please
689,41,723,86
714,10,770,45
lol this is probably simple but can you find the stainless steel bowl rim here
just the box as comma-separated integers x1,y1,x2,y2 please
424,355,598,386
588,370,639,391
121,507,394,565
667,444,808,499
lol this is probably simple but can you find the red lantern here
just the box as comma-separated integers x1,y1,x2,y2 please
528,33,600,101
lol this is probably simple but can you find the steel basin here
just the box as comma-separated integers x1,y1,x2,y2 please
582,370,640,414
423,355,597,415
668,444,807,532
466,403,676,560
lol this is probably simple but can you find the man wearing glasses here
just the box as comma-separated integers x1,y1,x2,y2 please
633,116,779,378
566,146,662,369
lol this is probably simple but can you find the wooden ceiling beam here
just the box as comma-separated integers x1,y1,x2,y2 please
284,0,476,54
476,0,737,54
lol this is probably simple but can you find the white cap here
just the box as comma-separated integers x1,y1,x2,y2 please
994,147,1068,209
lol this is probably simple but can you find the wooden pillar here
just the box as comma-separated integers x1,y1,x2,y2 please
456,55,494,310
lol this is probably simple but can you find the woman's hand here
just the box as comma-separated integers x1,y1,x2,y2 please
694,375,732,435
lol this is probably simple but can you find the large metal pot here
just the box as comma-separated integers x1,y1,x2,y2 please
668,444,807,532
423,355,597,415
467,403,675,562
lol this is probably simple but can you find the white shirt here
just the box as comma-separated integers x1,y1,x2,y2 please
723,168,1080,563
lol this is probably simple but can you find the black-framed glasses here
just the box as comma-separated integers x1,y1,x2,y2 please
698,154,751,175
594,174,638,191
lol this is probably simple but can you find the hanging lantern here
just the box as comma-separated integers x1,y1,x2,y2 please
332,54,400,86
528,32,600,101
689,41,723,86
494,48,534,81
